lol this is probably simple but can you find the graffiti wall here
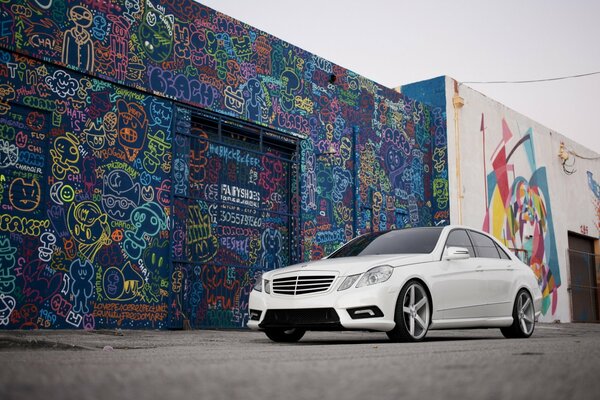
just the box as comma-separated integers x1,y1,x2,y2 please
410,76,599,322
481,118,560,315
0,0,448,328
0,51,174,329
588,171,600,235
171,110,299,328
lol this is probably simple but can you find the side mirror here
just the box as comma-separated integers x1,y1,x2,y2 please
445,246,470,260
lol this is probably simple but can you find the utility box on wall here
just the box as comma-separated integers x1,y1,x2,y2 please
0,0,448,329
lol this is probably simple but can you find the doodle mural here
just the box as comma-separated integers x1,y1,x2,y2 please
481,116,560,316
0,0,448,329
0,51,173,329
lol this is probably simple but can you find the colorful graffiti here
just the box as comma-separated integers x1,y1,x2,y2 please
587,171,600,235
482,116,560,316
171,110,297,328
0,52,173,329
0,0,448,328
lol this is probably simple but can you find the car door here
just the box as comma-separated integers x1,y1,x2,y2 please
429,229,488,320
467,230,514,318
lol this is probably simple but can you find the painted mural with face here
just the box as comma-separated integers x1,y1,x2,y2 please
62,5,94,72
117,99,148,161
386,146,406,187
8,178,42,213
67,201,111,262
138,0,174,63
102,169,141,221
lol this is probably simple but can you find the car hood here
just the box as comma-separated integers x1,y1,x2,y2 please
264,254,434,278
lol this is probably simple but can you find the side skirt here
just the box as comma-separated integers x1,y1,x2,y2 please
430,316,513,330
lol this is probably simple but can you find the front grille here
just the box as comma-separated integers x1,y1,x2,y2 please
259,308,341,329
272,275,335,295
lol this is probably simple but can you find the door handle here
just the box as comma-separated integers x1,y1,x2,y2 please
476,265,484,272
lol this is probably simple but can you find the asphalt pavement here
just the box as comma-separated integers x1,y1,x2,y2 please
1,323,599,400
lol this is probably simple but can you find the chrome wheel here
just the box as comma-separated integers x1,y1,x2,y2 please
517,291,535,335
388,281,431,342
501,289,535,339
402,283,430,340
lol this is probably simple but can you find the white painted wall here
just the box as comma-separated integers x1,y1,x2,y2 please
444,76,600,322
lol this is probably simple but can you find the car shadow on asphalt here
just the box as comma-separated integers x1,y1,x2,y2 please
252,335,503,346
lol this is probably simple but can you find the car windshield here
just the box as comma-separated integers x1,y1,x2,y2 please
328,227,443,258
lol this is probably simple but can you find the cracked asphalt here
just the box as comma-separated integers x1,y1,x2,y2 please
1,323,599,400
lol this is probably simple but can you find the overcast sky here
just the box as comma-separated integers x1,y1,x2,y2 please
199,0,600,154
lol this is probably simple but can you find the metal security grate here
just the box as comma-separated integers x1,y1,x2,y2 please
272,275,335,295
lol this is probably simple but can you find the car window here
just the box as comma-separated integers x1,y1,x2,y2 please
328,227,443,258
445,229,475,257
494,242,511,260
468,231,501,259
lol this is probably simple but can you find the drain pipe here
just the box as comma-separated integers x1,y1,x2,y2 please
452,80,465,224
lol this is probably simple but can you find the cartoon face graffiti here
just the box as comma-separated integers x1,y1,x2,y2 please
138,0,174,62
123,203,168,260
386,147,403,172
143,239,168,272
67,201,111,262
332,166,352,203
69,5,93,29
83,120,106,150
260,228,283,270
50,132,80,180
62,5,94,72
173,158,189,196
9,178,42,212
0,294,16,326
102,169,141,221
117,99,148,161
69,259,94,314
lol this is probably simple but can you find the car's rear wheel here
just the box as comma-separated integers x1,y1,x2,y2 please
387,281,430,342
264,328,306,343
501,289,535,338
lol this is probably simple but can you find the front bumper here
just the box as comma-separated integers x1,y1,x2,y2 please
247,282,398,332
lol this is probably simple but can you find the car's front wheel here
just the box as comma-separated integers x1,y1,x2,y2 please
387,280,430,342
501,289,535,338
264,328,306,343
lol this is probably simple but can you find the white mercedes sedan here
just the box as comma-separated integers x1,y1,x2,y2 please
248,226,542,342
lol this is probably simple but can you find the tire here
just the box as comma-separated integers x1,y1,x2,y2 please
264,328,306,343
387,281,431,342
501,289,535,339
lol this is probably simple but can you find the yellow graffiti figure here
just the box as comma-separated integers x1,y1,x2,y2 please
67,201,111,262
187,204,218,262
50,132,80,180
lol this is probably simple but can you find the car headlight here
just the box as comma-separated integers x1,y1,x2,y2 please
264,279,271,294
338,274,360,291
253,278,263,292
356,266,393,288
